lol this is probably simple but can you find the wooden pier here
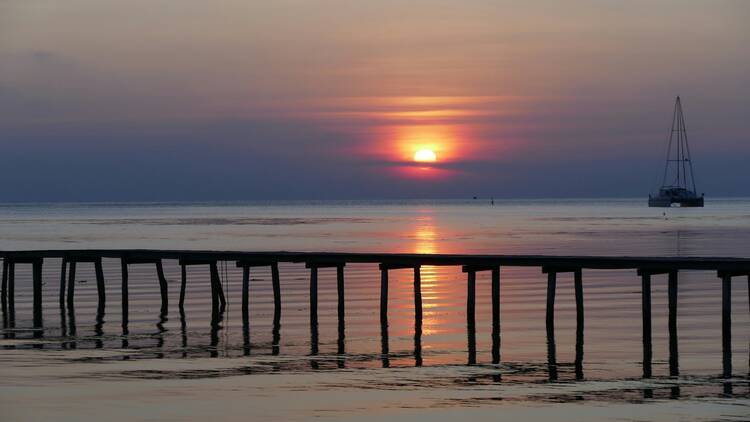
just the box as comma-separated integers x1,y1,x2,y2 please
1,249,749,378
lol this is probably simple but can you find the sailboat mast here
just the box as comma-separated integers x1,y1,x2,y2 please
659,96,698,192
661,98,679,188
678,97,686,189
678,98,698,193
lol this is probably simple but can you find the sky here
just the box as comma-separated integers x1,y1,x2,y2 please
0,0,748,201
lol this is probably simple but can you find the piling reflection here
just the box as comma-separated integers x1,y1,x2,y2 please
414,318,423,367
547,325,558,381
59,302,68,339
722,381,733,397
575,330,584,381
179,309,187,358
210,308,224,358
155,313,167,359
94,309,105,349
66,298,77,349
381,317,390,368
272,319,280,356
242,316,251,356
310,325,319,370
121,312,130,357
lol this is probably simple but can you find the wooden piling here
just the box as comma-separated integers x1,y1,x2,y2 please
540,267,574,381
120,259,129,326
209,262,221,321
668,270,679,376
59,258,67,306
215,264,226,310
574,269,584,380
413,266,423,326
574,269,584,333
271,262,281,327
95,258,106,311
66,293,76,345
414,266,423,367
7,262,14,312
6,262,15,338
722,274,732,378
237,260,282,348
1,260,7,322
641,272,653,378
1,260,8,310
336,264,345,342
66,261,76,307
489,267,500,364
32,259,43,332
155,260,168,313
310,265,318,331
309,262,319,360
179,263,187,309
546,271,557,338
467,270,476,365
242,265,250,325
380,267,388,326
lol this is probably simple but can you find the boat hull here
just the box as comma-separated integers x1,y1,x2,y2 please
648,196,704,207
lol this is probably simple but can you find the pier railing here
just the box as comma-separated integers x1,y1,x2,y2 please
2,250,749,379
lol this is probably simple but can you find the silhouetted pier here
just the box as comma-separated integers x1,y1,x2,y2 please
2,250,749,379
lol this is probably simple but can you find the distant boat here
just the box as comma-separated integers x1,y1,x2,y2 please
648,96,704,207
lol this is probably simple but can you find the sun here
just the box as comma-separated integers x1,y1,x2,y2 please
414,149,437,162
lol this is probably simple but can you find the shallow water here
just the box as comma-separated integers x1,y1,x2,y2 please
1,199,749,421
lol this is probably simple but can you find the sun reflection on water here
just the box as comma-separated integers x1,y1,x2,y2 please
412,214,442,337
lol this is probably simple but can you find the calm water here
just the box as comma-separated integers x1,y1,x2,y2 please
1,199,749,421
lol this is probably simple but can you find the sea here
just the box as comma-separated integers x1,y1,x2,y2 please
0,199,748,421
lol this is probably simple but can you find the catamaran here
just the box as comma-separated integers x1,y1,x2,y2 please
648,96,704,207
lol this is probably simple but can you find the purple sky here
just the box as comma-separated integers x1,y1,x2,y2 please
1,1,748,201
